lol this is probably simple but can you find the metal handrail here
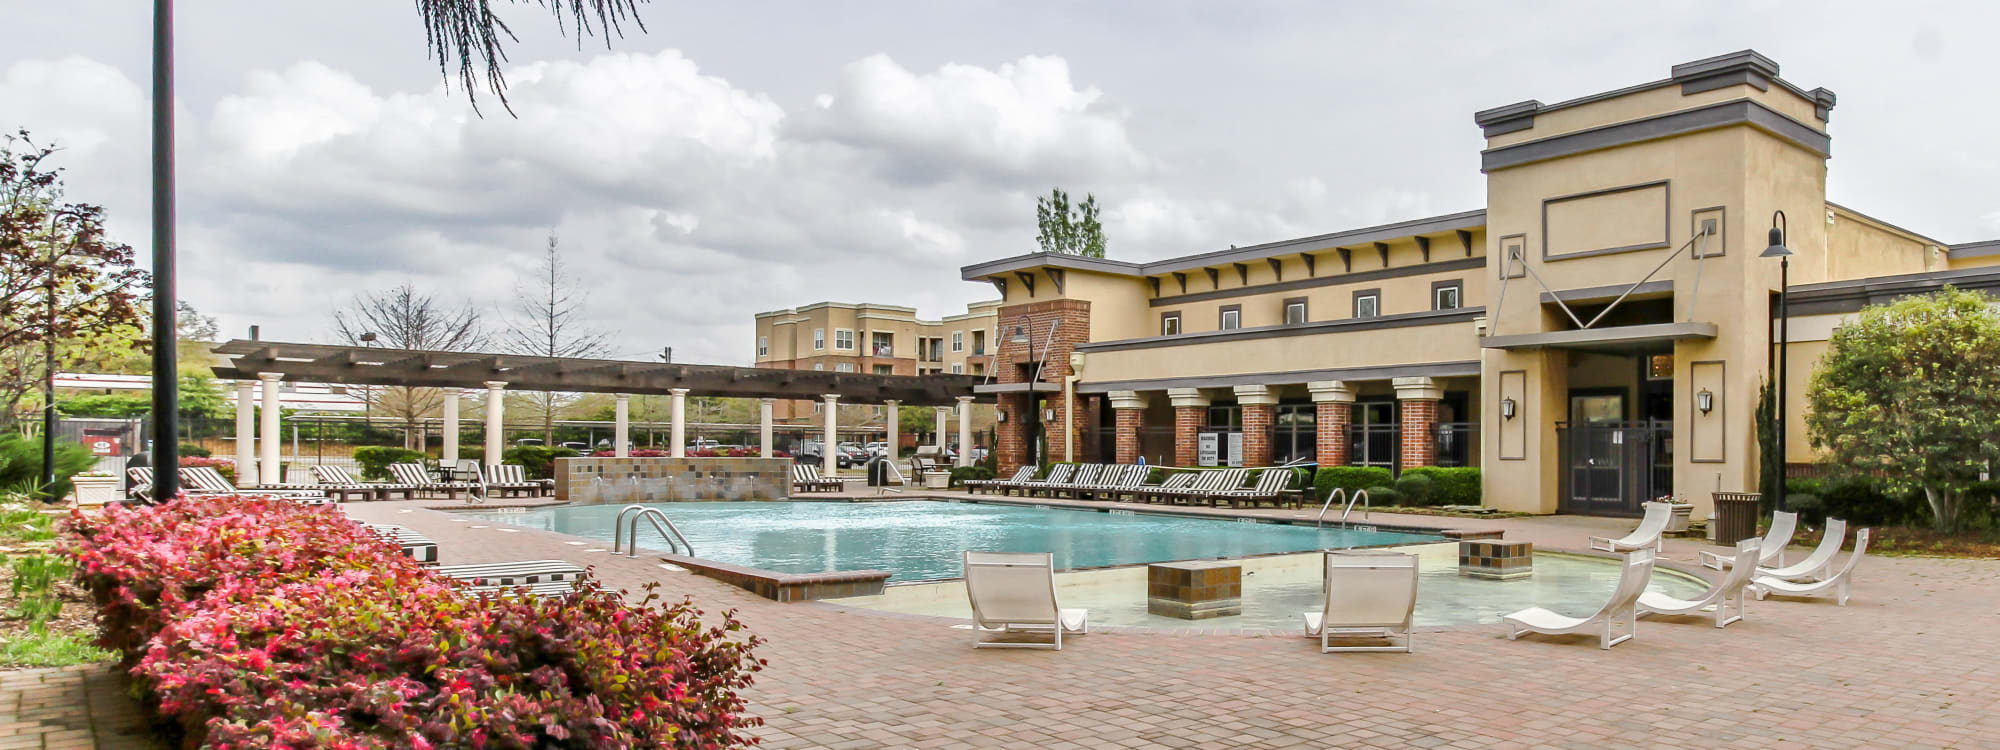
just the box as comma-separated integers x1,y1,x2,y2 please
612,504,694,557
1315,488,1371,528
1340,488,1370,526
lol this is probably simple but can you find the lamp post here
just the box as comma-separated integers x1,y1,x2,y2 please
147,0,180,502
1761,211,1792,511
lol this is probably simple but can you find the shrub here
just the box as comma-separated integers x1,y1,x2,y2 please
1399,467,1481,505
350,446,427,481
1785,475,1921,527
1785,493,1825,524
1363,485,1400,506
1393,473,1435,506
177,456,236,485
176,443,211,458
65,496,766,748
502,446,579,480
0,433,96,500
590,449,670,458
949,466,994,487
1314,466,1393,501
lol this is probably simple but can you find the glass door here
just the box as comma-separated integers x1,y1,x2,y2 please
1565,393,1628,515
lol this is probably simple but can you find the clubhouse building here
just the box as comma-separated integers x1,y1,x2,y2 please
957,51,2000,519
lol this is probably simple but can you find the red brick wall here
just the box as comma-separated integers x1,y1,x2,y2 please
996,392,1032,477
1399,398,1438,468
993,299,1091,474
1173,406,1203,466
1114,406,1144,464
1240,403,1274,467
1316,400,1351,467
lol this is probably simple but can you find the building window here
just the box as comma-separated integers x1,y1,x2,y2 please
812,328,825,350
1219,305,1242,331
1283,298,1308,325
757,336,768,356
971,329,986,355
951,331,963,352
835,363,855,373
1432,281,1462,311
1161,312,1182,336
873,364,894,375
1353,289,1381,319
813,363,825,371
871,331,893,356
813,401,822,414
1348,400,1397,469
1274,403,1318,465
950,363,964,374
834,329,855,350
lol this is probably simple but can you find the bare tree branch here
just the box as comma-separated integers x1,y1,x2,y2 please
416,0,649,117
500,232,614,443
331,284,487,449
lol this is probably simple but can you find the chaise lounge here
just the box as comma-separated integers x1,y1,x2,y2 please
1589,501,1672,553
1301,551,1418,653
1639,537,1759,627
1502,548,1656,649
962,551,1088,650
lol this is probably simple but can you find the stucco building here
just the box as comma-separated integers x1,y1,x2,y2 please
754,300,1001,422
956,51,2000,519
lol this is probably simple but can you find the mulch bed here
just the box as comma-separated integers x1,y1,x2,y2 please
1792,525,2000,559
0,541,103,668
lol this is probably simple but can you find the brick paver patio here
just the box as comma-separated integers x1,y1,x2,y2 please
14,492,1998,748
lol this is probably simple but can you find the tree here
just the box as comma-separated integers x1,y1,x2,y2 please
1034,188,1107,258
332,284,486,450
419,0,647,115
500,232,612,444
1805,287,2000,531
0,130,148,431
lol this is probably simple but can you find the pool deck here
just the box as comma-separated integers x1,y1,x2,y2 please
325,491,2000,749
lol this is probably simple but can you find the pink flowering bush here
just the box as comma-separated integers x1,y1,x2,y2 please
65,496,766,748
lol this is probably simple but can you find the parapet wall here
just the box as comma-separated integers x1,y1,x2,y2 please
554,456,792,503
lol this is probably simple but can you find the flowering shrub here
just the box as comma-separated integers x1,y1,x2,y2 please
176,455,237,484
591,449,671,458
65,496,765,748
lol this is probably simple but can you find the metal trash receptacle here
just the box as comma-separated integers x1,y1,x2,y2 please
1711,492,1762,545
866,457,887,486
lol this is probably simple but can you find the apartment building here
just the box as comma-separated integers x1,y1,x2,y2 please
955,51,2000,520
754,300,1001,421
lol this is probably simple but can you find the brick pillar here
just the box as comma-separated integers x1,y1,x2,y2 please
1394,377,1442,468
1309,381,1355,467
1168,388,1210,466
1109,391,1146,464
996,392,1033,477
1234,385,1277,467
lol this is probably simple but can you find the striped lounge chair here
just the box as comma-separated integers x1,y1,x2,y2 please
180,467,332,505
439,560,589,596
1014,464,1075,498
1213,469,1296,508
312,465,417,501
488,463,553,496
362,523,440,563
1137,472,1198,503
791,464,842,493
965,466,1033,495
476,464,545,498
389,463,483,501
1053,464,1104,499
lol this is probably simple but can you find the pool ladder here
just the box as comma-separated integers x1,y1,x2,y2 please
612,504,695,557
1314,488,1370,529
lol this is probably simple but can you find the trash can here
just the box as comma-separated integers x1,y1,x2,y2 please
1711,492,1761,545
866,457,887,487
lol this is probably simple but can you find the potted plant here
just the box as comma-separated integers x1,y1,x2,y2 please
71,471,120,507
1655,494,1693,533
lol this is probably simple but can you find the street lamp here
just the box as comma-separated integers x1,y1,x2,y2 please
1761,211,1792,511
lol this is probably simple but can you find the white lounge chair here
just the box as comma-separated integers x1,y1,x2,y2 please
1753,528,1869,606
1701,510,1797,570
962,551,1088,650
1589,502,1672,553
1301,552,1418,653
1758,518,1847,582
1503,549,1656,649
1639,537,1759,627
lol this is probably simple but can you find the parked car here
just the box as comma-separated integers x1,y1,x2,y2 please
835,442,869,468
864,441,890,457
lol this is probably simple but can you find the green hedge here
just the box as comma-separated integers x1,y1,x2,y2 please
351,447,427,481
503,446,580,480
1399,467,1481,506
949,466,994,487
1314,466,1393,501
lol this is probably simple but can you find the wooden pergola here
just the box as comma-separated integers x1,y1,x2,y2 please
210,340,990,483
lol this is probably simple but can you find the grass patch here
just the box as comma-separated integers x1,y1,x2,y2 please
0,629,110,668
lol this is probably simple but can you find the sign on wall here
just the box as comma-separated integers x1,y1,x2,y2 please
1226,433,1244,467
1197,433,1219,466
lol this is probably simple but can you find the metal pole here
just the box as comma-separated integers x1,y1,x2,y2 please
148,0,179,502
41,271,56,500
1775,256,1789,512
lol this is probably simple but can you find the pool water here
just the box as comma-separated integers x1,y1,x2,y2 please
829,543,1714,629
455,500,1443,581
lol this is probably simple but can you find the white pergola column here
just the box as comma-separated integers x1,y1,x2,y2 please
483,381,506,467
613,394,631,458
441,390,461,465
883,400,901,461
669,388,689,458
758,398,775,457
934,407,948,459
257,373,282,486
822,394,840,476
233,381,254,485
956,396,975,468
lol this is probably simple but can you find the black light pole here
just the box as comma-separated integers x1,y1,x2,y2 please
40,266,57,500
149,0,179,501
1761,211,1792,512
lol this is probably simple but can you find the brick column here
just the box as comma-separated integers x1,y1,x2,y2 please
1109,391,1146,464
1233,385,1278,467
996,393,1033,477
1168,388,1210,466
1309,381,1355,467
1394,377,1442,468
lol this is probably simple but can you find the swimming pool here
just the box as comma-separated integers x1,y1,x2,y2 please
455,500,1444,581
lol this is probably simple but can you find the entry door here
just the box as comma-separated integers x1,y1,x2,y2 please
1565,394,1628,515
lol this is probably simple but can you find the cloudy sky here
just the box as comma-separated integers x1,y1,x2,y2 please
4,2,1996,365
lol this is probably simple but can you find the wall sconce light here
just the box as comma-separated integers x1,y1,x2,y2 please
1500,397,1517,420
996,410,1007,423
1010,324,1029,344
1697,388,1715,415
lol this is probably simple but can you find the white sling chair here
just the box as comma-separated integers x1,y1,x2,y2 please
1758,518,1847,582
1589,502,1672,553
1701,510,1797,570
1754,528,1869,606
1301,552,1418,653
963,552,1088,650
1639,537,1759,628
1503,549,1656,649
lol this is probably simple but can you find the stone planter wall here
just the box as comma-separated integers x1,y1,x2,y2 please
554,457,791,503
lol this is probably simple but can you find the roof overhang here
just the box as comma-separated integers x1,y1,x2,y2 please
973,382,1062,395
1479,322,1718,353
